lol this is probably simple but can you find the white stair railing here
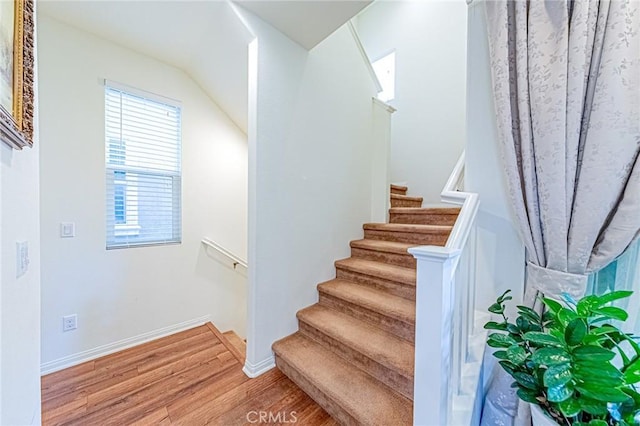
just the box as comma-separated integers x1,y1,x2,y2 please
409,151,482,426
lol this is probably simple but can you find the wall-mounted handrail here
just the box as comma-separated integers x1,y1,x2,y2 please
201,237,248,270
347,20,383,94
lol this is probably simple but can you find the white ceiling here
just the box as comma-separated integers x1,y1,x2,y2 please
236,1,372,50
39,0,372,133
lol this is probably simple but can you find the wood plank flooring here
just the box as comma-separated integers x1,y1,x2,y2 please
42,324,338,425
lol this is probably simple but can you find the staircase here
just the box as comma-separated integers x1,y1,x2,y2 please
272,184,459,425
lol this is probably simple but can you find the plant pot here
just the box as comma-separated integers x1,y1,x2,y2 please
530,403,559,426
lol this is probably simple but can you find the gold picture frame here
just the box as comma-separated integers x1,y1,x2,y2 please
0,0,34,150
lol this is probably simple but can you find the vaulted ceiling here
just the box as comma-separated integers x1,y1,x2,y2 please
38,0,372,133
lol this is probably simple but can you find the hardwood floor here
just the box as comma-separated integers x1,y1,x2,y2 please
42,324,338,425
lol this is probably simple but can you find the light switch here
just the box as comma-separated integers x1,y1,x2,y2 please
16,241,29,278
60,222,75,238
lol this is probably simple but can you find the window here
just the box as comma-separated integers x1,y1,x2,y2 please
372,51,396,103
105,82,182,249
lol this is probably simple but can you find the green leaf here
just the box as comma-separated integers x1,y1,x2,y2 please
577,295,600,316
591,306,629,321
516,388,540,404
516,316,533,332
531,347,571,365
590,325,621,335
547,383,574,402
583,334,608,345
498,360,517,377
565,318,587,346
492,350,508,360
558,398,581,417
487,333,517,348
513,372,538,390
543,363,572,388
574,361,623,383
517,305,541,323
497,289,512,303
506,344,528,365
622,387,640,405
588,420,608,426
579,397,608,415
542,297,563,314
597,290,633,306
506,323,521,334
557,308,578,326
572,345,615,362
576,384,630,402
488,302,504,314
523,332,563,347
623,357,640,384
484,321,508,331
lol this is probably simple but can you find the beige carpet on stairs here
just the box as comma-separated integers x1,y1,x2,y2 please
272,185,459,425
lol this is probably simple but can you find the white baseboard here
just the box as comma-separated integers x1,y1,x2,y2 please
41,315,211,375
243,355,275,378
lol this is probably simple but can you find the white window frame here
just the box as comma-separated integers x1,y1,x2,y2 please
105,80,182,249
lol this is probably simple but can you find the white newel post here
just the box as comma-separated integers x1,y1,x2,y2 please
409,245,462,426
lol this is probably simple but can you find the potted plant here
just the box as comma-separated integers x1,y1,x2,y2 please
485,289,640,425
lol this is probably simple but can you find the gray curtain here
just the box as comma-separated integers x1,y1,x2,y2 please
481,0,639,424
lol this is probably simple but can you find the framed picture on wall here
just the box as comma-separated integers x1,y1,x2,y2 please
0,0,34,150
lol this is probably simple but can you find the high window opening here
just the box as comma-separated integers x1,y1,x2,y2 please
105,82,182,249
372,51,396,103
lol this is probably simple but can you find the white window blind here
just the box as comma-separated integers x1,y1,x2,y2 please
105,82,182,249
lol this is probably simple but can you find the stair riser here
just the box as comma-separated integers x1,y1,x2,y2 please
275,355,361,426
350,247,416,269
390,213,458,226
318,293,415,343
390,199,422,208
335,269,415,300
364,229,449,245
298,321,414,400
390,188,407,196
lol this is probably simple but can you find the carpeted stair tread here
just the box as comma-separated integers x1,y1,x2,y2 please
350,239,416,255
350,239,416,268
363,223,452,234
390,184,408,192
334,258,415,286
297,305,414,379
389,207,461,215
272,333,413,425
318,280,415,325
390,184,408,195
390,194,423,203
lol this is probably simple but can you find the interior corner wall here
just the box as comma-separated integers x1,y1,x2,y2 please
239,10,379,371
465,1,525,327
0,19,42,424
356,0,468,203
37,15,248,367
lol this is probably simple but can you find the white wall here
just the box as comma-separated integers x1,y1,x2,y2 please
356,0,468,203
238,9,380,374
38,15,248,369
0,80,42,425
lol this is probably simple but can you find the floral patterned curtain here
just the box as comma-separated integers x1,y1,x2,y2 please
481,1,639,424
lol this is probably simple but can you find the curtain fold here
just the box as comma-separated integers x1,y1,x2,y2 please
481,0,639,424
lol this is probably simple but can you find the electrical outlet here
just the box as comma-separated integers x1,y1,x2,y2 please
63,314,77,332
